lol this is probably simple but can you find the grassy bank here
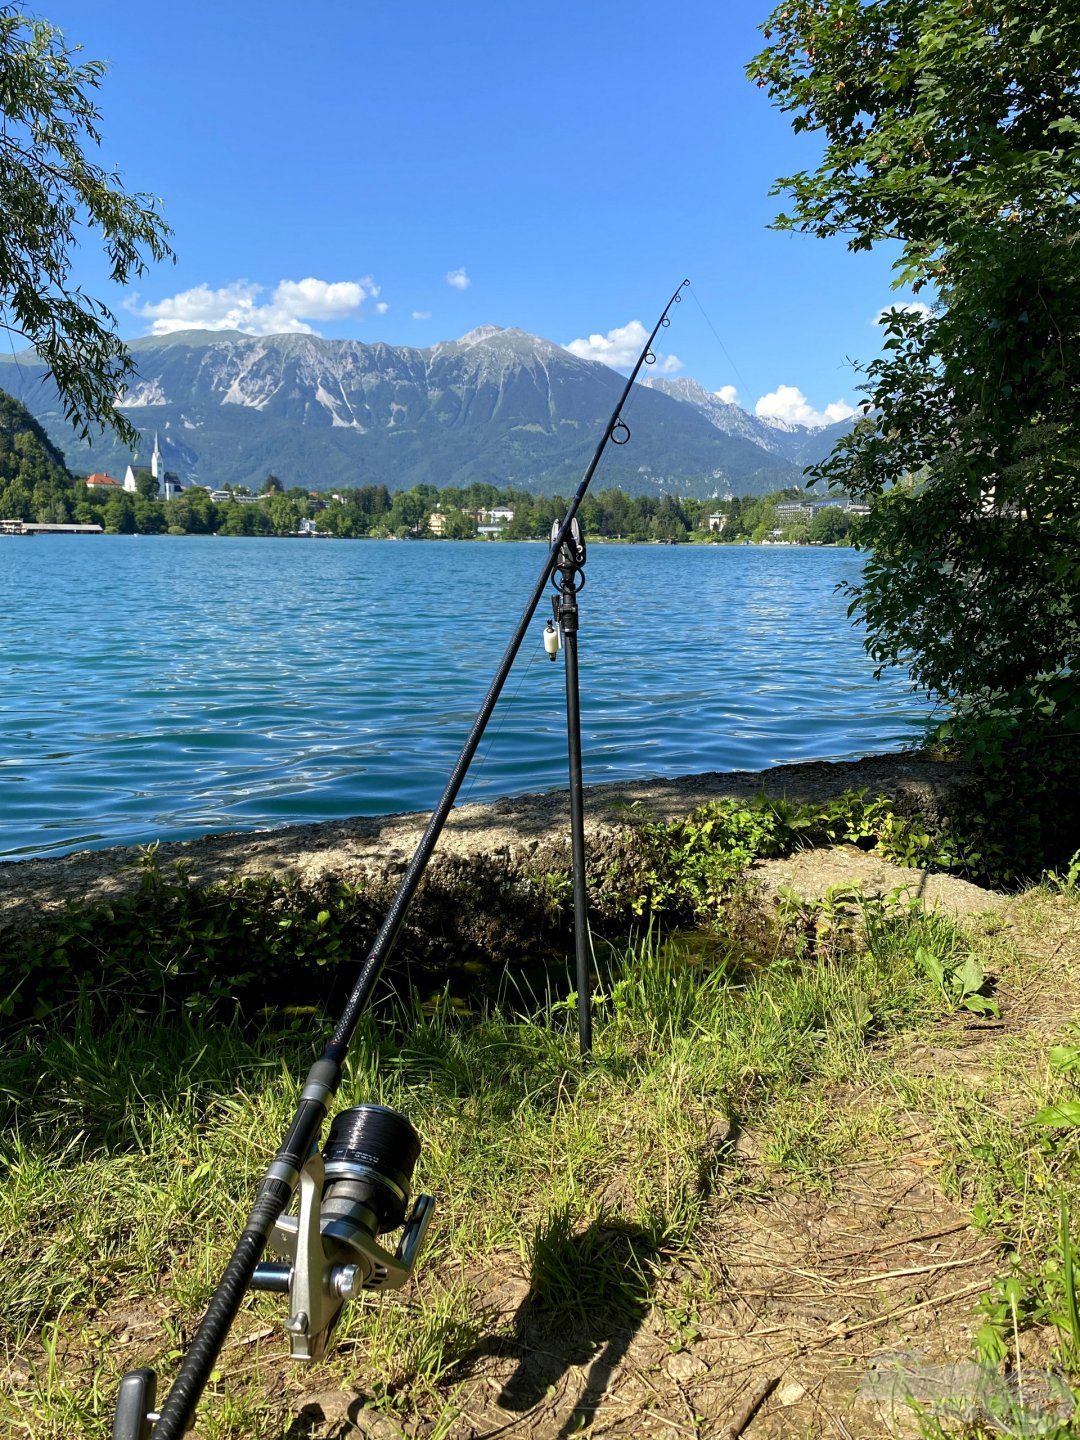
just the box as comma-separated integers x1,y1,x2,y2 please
2,791,1080,1437
3,874,1080,1438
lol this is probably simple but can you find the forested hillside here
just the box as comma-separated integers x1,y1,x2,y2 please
0,389,72,522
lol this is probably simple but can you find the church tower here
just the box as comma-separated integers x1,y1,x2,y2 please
151,433,163,481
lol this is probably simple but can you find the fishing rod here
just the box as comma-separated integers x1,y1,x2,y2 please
112,277,690,1440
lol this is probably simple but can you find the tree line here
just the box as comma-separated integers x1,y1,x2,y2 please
0,453,858,545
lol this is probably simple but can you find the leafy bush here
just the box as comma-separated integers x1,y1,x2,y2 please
601,790,970,922
1,788,1025,1027
930,699,1080,885
1,848,377,1025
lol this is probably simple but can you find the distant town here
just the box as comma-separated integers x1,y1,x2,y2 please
1,436,868,546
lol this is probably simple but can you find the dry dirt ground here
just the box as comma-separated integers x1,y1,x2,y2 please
147,895,1075,1440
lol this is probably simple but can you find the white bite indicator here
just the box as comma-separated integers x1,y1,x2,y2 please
543,621,561,660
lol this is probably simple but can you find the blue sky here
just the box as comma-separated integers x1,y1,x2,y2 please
44,0,910,427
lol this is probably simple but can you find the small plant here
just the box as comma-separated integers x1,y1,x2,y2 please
915,945,999,1017
1035,1025,1080,1130
1048,850,1080,895
1060,1201,1080,1364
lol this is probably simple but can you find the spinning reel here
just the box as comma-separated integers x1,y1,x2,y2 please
113,1105,434,1438
254,1104,434,1361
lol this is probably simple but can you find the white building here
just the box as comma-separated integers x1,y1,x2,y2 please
122,434,164,494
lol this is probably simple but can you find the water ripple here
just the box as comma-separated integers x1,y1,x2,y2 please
0,536,931,857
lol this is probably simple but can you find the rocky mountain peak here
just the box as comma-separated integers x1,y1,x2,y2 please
645,375,735,408
456,325,505,346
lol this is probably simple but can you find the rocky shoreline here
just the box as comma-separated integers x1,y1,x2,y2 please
0,753,984,937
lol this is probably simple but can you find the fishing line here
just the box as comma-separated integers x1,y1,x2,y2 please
687,282,750,397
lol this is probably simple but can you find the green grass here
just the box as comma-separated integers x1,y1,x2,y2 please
0,895,987,1438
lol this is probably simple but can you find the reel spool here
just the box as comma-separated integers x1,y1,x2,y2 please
251,1105,434,1362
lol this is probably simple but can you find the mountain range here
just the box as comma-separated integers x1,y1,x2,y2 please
0,326,850,498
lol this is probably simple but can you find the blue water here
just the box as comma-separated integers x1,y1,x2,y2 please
0,536,930,858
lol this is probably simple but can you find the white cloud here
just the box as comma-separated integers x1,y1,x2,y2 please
754,384,856,429
411,310,432,320
273,277,371,319
714,385,739,405
374,301,390,315
134,276,376,336
445,267,470,291
874,300,933,325
564,318,683,375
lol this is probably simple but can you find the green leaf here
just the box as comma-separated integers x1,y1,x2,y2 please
1034,1102,1080,1128
961,993,1000,1017
916,945,945,987
1049,1044,1080,1075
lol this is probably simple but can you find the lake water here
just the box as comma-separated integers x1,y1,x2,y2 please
0,536,930,859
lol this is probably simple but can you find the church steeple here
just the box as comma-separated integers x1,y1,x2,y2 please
151,432,163,481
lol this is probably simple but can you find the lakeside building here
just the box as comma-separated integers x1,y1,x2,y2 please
474,505,514,539
428,511,448,536
775,498,872,525
85,472,121,490
707,512,727,533
1,520,104,535
776,501,815,525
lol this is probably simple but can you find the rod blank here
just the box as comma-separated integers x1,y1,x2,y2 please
137,278,690,1440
